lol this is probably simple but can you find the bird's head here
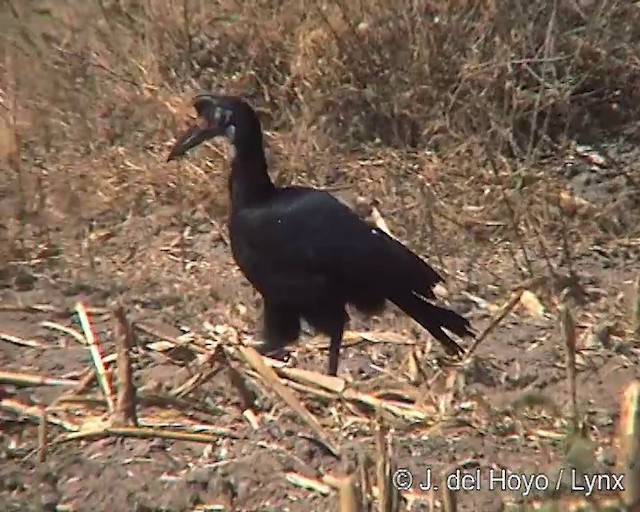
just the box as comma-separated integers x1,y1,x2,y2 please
167,94,262,162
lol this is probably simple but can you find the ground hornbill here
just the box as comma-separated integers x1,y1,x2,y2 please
167,94,475,376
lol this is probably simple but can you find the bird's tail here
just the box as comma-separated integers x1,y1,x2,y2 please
390,292,473,356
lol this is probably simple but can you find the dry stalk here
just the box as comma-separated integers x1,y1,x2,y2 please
440,471,457,512
485,141,534,278
56,426,223,445
525,494,624,510
375,412,390,512
0,332,42,348
618,380,640,508
111,303,137,427
342,388,433,422
286,472,332,495
559,302,578,430
0,398,79,431
338,473,360,512
424,286,530,406
386,439,400,512
525,0,558,164
422,185,447,274
222,349,258,411
40,321,87,345
359,452,374,511
0,370,78,387
374,411,401,512
462,288,524,360
556,193,577,280
70,368,95,394
0,304,62,314
172,346,225,397
529,218,560,288
270,377,336,400
75,301,115,412
277,366,346,394
48,368,96,410
38,406,47,463
234,344,340,457
4,50,27,253
633,271,640,341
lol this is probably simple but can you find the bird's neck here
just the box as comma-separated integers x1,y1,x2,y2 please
228,142,275,208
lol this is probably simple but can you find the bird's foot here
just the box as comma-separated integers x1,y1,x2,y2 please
252,340,290,363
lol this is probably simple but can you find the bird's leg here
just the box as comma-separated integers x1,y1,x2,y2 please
327,326,344,376
256,342,288,362
259,300,301,362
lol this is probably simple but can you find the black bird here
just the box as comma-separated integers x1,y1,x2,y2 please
167,94,475,376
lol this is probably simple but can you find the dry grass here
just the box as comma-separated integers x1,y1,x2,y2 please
1,295,639,510
2,0,640,273
1,0,640,510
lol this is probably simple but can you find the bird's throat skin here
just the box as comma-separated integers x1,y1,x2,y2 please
227,146,275,210
227,142,277,299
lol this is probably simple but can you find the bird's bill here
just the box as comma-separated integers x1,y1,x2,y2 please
166,124,208,161
166,115,217,161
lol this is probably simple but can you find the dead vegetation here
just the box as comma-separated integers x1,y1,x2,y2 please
1,0,640,510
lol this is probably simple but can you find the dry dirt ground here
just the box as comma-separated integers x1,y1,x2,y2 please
3,1,640,510
1,132,639,511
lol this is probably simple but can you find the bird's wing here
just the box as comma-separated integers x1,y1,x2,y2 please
232,188,443,302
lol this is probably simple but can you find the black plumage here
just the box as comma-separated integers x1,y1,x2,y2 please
167,94,475,376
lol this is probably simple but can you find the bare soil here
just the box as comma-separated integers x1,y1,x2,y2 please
1,140,639,511
2,2,640,509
